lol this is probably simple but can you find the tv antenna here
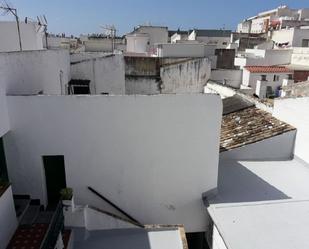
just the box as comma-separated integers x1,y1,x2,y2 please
0,0,22,51
37,15,48,48
100,24,117,51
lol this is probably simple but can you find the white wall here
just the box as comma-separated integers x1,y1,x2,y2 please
157,43,205,57
220,130,296,161
210,70,242,88
71,54,125,95
272,29,309,47
0,21,44,52
0,49,70,95
126,35,149,53
85,207,138,231
291,47,309,65
125,78,160,95
4,94,222,233
161,58,211,94
212,225,228,249
273,97,309,163
136,26,168,46
0,186,18,249
242,70,291,90
0,86,10,137
235,49,292,68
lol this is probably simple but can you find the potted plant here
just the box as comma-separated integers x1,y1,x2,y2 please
60,188,74,208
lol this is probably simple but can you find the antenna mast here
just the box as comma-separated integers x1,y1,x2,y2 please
0,0,22,51
100,25,117,52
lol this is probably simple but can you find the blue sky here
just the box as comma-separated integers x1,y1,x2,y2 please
1,0,308,36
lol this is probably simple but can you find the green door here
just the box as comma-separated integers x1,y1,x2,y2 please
43,156,67,207
0,137,9,182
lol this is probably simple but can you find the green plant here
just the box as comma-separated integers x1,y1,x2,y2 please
60,188,73,200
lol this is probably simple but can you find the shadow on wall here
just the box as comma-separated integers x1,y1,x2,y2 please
73,228,151,249
214,160,291,204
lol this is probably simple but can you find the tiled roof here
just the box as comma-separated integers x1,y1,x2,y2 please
244,66,293,73
220,107,295,152
222,95,254,115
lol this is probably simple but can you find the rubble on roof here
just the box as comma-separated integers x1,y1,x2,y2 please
220,107,295,152
281,80,309,98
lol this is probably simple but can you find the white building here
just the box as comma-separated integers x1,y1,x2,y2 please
237,5,309,34
170,31,189,43
70,53,125,95
188,29,232,49
0,21,44,52
126,33,150,54
242,66,293,98
126,25,168,54
156,43,215,58
234,49,292,69
272,28,309,48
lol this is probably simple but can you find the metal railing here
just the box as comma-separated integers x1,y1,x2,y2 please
87,186,142,226
40,201,64,249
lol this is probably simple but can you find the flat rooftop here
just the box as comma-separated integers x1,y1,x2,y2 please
209,200,309,249
208,159,309,249
220,107,295,152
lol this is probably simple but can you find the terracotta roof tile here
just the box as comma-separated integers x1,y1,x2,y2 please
244,66,293,73
220,107,295,152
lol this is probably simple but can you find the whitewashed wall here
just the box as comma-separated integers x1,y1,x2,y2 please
291,47,309,66
161,58,211,94
0,21,44,52
242,70,291,90
0,86,10,137
0,186,18,249
0,49,70,95
136,27,168,45
210,70,242,88
273,97,309,163
157,43,206,57
71,54,125,95
125,77,160,95
5,94,222,232
212,225,228,249
220,131,296,161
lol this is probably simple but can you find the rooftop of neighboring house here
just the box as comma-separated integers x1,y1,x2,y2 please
282,80,309,98
222,95,254,115
168,30,189,36
208,158,309,249
135,25,168,31
220,107,295,152
189,29,232,37
244,66,293,73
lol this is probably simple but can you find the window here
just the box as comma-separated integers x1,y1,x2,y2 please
302,39,309,47
261,75,267,81
288,74,293,80
68,79,90,95
273,75,279,81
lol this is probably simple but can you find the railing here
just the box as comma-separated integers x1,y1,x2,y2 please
40,201,64,249
87,186,142,226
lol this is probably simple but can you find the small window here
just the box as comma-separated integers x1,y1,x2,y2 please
288,74,293,80
68,79,90,95
222,42,227,45
273,75,279,81
261,75,267,81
